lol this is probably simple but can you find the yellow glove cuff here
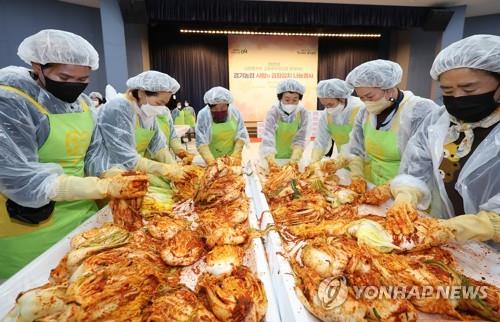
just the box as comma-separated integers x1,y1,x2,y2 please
311,148,325,163
51,175,107,201
484,211,500,242
441,211,497,242
198,144,215,165
232,139,245,154
135,157,168,177
290,145,304,162
170,138,185,154
349,155,364,178
151,147,175,164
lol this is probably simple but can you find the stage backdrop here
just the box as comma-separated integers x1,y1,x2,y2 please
228,35,318,122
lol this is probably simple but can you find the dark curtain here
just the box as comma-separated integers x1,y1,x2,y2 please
318,38,383,81
150,28,228,112
146,0,431,29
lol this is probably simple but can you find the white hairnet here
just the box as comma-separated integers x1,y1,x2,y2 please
203,86,233,104
17,29,99,70
126,71,180,93
276,78,305,95
346,59,403,89
89,92,103,100
430,34,500,80
317,79,353,98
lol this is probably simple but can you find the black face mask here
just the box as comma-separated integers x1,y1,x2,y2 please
443,89,499,123
41,72,88,103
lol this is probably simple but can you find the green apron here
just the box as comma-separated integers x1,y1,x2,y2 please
363,100,407,185
174,110,185,125
209,116,238,157
327,107,359,152
185,110,196,128
275,113,301,159
156,114,171,145
175,109,196,128
0,86,97,278
134,117,155,157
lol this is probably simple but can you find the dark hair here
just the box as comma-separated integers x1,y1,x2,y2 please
130,89,158,101
277,91,303,100
209,103,229,108
41,63,55,70
487,71,500,82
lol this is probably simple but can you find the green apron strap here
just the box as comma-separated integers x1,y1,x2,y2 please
0,85,49,115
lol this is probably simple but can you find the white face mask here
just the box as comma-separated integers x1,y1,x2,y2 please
364,97,392,115
325,103,344,115
281,103,298,114
141,104,165,118
184,102,189,107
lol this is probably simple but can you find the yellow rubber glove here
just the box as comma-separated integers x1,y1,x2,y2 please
51,174,148,201
290,145,304,163
151,147,175,164
392,185,423,207
198,144,215,165
440,211,500,242
101,167,126,179
176,149,194,165
334,154,350,169
170,138,185,155
135,157,184,181
310,147,325,163
386,186,423,236
348,155,364,178
231,139,245,161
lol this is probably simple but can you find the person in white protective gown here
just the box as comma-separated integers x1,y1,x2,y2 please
260,78,310,166
388,35,500,244
195,86,249,165
343,59,440,186
310,78,364,164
